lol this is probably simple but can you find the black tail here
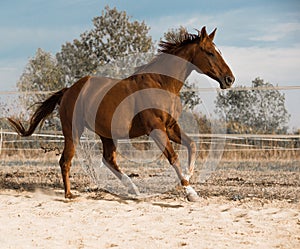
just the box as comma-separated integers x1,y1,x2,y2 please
7,88,68,137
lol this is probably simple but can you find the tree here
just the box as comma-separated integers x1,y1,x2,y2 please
56,6,153,84
17,48,64,99
215,77,290,134
163,26,188,43
14,6,154,129
17,48,64,92
16,48,64,130
0,100,13,130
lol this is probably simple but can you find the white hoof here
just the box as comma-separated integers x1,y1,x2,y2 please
185,185,200,202
187,193,200,202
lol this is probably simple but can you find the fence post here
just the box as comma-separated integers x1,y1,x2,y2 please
0,128,2,155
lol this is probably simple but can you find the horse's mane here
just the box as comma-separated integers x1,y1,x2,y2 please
134,31,200,74
158,31,200,54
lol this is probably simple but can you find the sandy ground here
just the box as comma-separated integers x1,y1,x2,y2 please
0,160,299,249
0,188,299,249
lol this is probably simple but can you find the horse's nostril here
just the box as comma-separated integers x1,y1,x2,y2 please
225,76,235,85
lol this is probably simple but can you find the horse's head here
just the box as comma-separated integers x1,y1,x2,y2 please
192,26,235,89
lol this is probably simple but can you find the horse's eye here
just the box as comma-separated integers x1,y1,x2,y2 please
207,51,214,57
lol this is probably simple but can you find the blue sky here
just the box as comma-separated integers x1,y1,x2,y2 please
0,0,300,128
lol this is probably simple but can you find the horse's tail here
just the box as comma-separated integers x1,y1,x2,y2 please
7,88,68,137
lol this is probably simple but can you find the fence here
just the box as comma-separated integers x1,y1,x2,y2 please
1,86,299,163
1,129,299,161
1,88,299,201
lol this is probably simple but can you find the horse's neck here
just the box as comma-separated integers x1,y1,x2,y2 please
143,46,195,94
158,47,195,93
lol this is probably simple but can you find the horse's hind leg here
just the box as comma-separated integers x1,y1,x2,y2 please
59,137,76,198
100,136,140,195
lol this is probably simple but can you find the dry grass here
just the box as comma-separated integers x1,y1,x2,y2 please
1,151,299,203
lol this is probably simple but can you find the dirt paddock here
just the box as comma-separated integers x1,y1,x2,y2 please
0,160,299,248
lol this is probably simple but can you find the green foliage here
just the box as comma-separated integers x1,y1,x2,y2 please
181,81,202,110
56,6,153,84
0,101,12,129
215,78,290,134
17,48,64,93
163,26,188,42
179,110,211,134
16,48,64,130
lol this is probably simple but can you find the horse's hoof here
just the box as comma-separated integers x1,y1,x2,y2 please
187,193,200,202
128,187,140,196
185,185,200,202
65,192,78,199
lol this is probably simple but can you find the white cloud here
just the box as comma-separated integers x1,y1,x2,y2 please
180,44,300,129
250,22,300,42
147,6,300,49
221,45,300,129
221,45,300,85
148,13,217,41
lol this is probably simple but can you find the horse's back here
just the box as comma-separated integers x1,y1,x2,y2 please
59,76,118,134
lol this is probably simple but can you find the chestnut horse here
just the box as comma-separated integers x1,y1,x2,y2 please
8,27,234,201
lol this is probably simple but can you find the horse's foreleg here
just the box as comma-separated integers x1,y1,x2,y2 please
150,128,199,202
167,123,197,181
59,138,75,199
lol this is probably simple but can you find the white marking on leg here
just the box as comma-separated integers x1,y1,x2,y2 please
103,158,140,196
121,174,140,196
184,185,198,197
184,174,190,182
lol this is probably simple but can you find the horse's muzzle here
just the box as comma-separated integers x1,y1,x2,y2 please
221,75,235,89
225,75,235,85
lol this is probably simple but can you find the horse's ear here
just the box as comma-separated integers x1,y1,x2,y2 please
198,26,208,41
209,28,217,41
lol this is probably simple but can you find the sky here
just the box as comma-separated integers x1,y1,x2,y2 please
0,0,300,129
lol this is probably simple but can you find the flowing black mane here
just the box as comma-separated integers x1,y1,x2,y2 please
134,31,201,74
158,31,200,54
